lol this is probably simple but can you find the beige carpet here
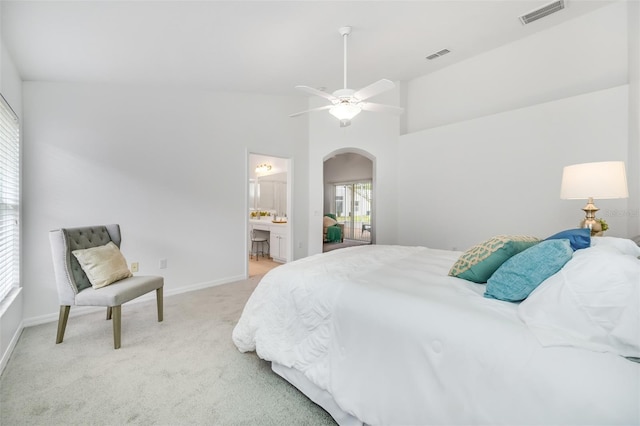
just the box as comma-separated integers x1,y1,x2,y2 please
323,240,371,253
0,275,336,425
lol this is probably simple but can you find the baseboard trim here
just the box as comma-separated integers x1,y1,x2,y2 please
0,319,24,377
22,274,247,328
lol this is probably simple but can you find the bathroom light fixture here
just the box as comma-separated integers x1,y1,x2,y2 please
255,163,272,174
560,161,628,229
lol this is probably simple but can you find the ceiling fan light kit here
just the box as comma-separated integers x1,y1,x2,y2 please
330,103,361,121
290,26,404,127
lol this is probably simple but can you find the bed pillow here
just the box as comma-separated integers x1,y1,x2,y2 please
590,236,640,257
72,242,133,289
484,239,573,302
448,235,540,283
518,245,640,358
545,228,590,251
323,215,337,228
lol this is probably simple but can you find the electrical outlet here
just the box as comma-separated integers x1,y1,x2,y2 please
131,262,139,273
159,259,167,269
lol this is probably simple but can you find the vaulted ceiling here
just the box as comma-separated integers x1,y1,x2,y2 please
1,1,615,96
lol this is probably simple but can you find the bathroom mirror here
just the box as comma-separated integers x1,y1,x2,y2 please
255,172,287,214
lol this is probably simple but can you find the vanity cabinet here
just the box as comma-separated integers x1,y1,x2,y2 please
249,220,289,263
269,226,288,263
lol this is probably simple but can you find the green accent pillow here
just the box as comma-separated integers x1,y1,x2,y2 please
484,239,573,302
449,235,540,283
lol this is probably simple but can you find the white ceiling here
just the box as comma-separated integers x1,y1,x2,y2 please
2,1,615,97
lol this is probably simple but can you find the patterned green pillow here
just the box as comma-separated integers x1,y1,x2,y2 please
449,235,540,283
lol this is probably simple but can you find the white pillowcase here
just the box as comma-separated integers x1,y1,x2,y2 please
518,245,640,358
590,236,640,257
72,241,133,289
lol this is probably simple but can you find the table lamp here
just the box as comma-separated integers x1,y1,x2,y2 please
560,161,628,230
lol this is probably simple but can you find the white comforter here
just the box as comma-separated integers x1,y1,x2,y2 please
232,245,639,425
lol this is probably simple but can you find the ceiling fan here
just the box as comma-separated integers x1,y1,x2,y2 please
290,26,404,127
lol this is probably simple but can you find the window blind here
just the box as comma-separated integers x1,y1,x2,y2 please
0,94,19,302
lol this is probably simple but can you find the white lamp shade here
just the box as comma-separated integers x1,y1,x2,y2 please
560,161,629,200
329,103,361,121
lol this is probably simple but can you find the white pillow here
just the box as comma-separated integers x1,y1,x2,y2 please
72,242,133,289
590,236,640,257
518,246,640,358
323,216,337,228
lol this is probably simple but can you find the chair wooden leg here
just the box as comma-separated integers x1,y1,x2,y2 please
156,287,164,322
106,306,112,320
112,305,121,349
56,305,70,344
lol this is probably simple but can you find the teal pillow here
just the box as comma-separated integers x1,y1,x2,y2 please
484,239,573,302
449,235,540,283
545,228,590,251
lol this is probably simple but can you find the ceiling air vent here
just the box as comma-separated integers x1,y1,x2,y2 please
519,0,565,25
426,49,450,61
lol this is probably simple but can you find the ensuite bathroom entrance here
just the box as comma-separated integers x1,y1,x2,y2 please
247,153,291,277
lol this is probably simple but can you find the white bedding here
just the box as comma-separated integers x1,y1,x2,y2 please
232,245,640,425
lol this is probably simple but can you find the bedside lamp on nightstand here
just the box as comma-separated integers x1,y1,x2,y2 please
560,161,628,233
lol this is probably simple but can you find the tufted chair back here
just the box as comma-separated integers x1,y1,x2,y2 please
49,224,122,305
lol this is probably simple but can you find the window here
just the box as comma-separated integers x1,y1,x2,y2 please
0,94,19,302
333,181,372,242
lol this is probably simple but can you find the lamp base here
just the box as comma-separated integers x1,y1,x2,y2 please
579,219,604,236
581,197,599,230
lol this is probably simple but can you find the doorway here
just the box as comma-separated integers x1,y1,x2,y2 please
323,151,374,252
247,153,291,277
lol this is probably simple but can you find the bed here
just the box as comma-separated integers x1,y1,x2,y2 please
232,235,640,425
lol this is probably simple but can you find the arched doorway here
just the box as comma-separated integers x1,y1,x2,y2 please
323,150,374,252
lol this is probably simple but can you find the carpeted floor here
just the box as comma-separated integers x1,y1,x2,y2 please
0,275,337,425
323,240,371,253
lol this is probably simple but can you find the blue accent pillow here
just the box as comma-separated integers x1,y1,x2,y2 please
484,239,573,302
545,228,590,251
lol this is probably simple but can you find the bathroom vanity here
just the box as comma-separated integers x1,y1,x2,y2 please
249,219,289,263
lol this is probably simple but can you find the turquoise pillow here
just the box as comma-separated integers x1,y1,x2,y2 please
484,239,573,302
449,235,540,283
545,228,590,251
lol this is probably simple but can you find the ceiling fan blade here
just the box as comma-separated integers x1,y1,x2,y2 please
295,85,338,102
360,102,405,115
354,79,395,101
289,104,333,118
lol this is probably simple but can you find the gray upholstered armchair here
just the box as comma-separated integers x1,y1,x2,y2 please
49,224,164,349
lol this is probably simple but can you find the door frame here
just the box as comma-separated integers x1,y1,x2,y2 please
246,151,292,278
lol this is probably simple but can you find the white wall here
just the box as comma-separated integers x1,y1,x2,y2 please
406,2,628,133
396,2,635,251
628,0,640,237
307,88,400,254
398,85,629,251
21,82,307,322
0,35,24,371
